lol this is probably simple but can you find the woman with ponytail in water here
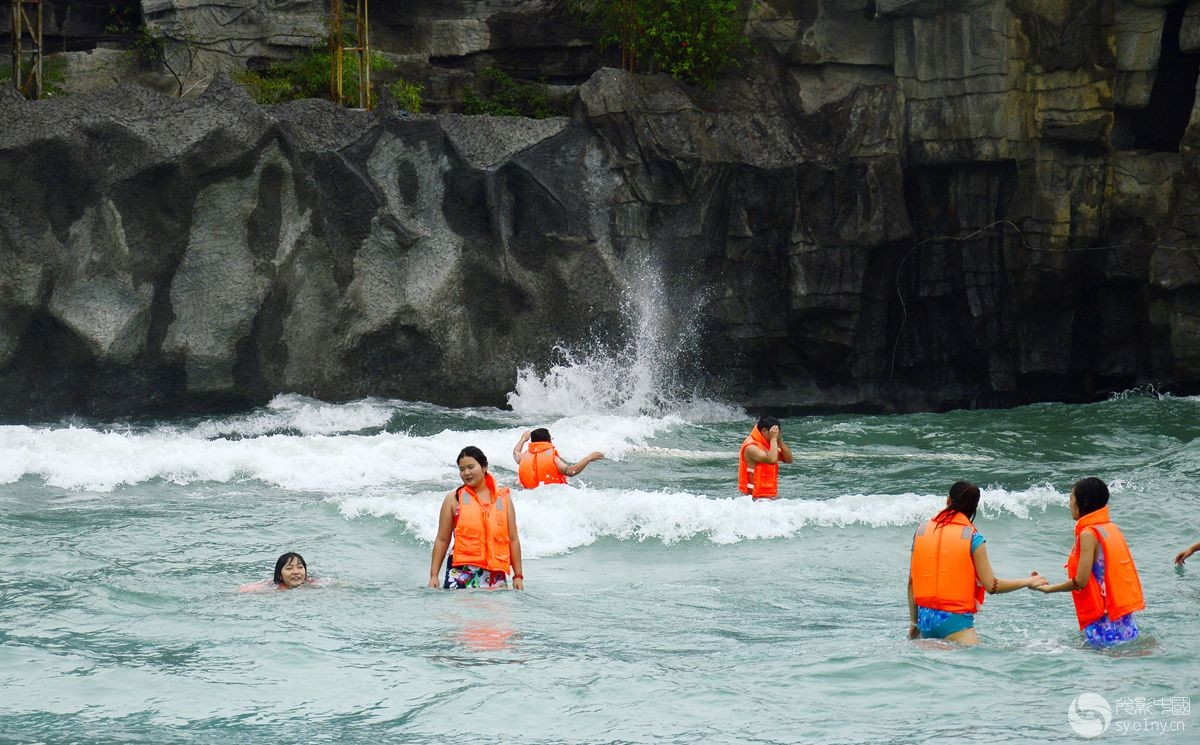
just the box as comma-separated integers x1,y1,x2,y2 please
907,481,1047,645
1034,477,1144,647
428,446,525,590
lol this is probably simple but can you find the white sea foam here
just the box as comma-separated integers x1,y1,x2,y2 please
0,406,682,492
626,446,994,463
334,484,1067,557
0,425,450,491
507,345,743,423
186,394,400,438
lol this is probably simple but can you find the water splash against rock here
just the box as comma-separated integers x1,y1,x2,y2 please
507,257,739,422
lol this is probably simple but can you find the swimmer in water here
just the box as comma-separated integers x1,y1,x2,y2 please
512,427,604,488
1034,477,1145,647
907,481,1047,645
428,446,524,590
737,416,793,500
239,552,313,592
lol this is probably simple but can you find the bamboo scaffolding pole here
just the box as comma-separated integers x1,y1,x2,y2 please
330,0,343,104
329,0,371,110
8,1,42,99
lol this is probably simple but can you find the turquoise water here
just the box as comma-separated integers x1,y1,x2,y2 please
2,392,1199,743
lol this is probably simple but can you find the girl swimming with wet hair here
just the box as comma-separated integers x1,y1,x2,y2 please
273,552,309,589
239,551,314,592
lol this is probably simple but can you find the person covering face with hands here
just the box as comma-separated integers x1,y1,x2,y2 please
738,416,793,499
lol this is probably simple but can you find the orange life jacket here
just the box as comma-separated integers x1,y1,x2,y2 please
910,511,986,615
452,473,512,573
1066,506,1145,629
518,441,568,488
738,427,779,499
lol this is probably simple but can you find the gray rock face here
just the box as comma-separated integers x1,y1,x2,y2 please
750,1,894,66
1183,1,1200,54
1115,3,1166,107
369,0,605,111
1,1,1199,418
877,0,990,17
141,0,326,73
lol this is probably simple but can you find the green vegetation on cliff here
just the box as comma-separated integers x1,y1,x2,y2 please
233,46,421,111
572,0,750,88
464,68,554,118
1,56,68,97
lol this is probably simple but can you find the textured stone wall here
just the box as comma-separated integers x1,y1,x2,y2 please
1,0,1199,418
140,0,327,72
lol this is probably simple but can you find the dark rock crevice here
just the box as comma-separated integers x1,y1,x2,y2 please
1118,1,1200,153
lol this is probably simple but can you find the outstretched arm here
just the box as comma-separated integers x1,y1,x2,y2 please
427,493,456,588
972,543,1046,594
563,451,604,477
1036,531,1097,593
512,430,531,464
1176,541,1200,566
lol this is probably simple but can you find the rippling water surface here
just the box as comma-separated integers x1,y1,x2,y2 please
2,390,1199,743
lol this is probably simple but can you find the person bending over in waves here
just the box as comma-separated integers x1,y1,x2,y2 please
908,481,1046,645
240,551,315,592
1034,477,1145,647
512,428,604,489
738,416,793,500
429,446,525,590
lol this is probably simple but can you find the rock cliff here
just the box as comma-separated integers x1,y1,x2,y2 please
1,0,1199,417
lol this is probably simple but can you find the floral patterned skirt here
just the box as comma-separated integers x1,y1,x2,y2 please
1083,613,1138,647
443,564,508,590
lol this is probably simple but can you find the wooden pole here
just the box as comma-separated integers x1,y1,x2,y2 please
360,0,370,110
32,0,42,98
11,1,21,93
9,1,43,99
330,0,343,104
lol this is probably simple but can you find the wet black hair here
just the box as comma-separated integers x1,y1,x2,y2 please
456,445,488,469
933,480,981,525
530,428,551,443
1072,477,1110,517
273,552,307,584
756,416,780,433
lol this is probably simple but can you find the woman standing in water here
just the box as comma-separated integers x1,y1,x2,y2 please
428,446,525,590
1035,477,1144,647
908,481,1046,645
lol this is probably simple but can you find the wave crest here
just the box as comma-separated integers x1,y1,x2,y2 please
335,485,1065,557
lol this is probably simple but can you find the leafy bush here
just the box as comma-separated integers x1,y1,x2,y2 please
231,71,296,105
233,45,396,107
43,56,69,96
1,55,69,97
387,78,424,113
572,0,750,88
463,67,553,118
